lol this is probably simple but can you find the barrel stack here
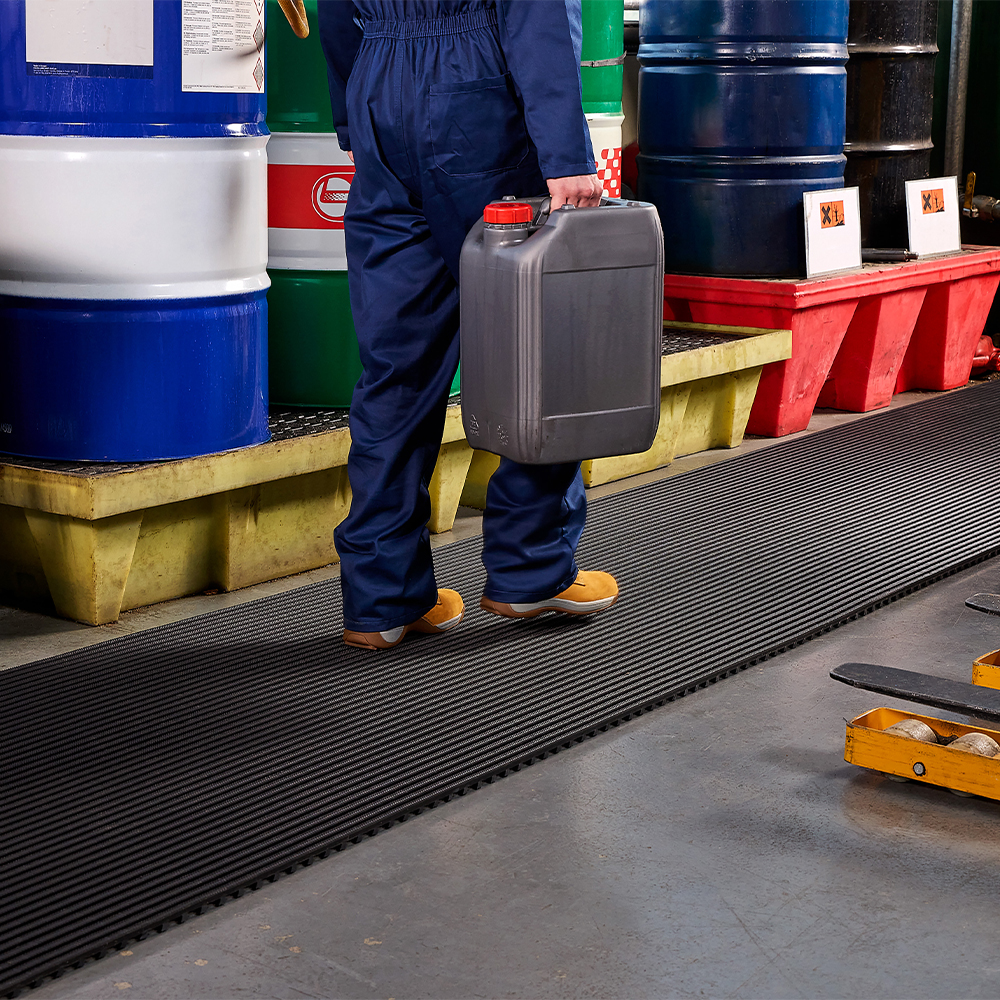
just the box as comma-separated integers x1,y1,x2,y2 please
581,0,626,198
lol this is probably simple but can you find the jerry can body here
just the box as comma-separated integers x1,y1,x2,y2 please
459,198,664,465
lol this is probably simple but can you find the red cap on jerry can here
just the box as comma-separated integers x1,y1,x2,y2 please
483,202,533,225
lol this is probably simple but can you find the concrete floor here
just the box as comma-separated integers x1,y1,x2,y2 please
8,389,1000,1000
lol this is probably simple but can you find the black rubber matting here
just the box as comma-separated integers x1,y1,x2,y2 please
5,381,1000,995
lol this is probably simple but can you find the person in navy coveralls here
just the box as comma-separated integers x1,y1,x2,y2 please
318,0,619,649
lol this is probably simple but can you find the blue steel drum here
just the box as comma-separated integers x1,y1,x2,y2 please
0,0,265,137
0,0,269,460
0,293,268,460
637,0,849,276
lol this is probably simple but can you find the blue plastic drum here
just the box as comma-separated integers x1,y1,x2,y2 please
638,0,849,277
0,0,269,460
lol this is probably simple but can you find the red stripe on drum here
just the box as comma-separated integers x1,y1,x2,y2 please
268,163,355,230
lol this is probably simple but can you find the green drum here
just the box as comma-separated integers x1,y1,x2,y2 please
581,1,625,198
266,0,335,134
266,270,362,407
266,0,356,406
580,0,625,115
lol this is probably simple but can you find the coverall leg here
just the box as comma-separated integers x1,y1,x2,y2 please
322,2,594,632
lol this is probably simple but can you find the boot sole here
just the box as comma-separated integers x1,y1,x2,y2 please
479,594,618,619
344,609,465,650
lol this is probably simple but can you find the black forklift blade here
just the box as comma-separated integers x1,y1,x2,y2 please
966,593,1000,616
831,662,1000,722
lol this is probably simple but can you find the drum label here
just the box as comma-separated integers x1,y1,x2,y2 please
25,0,153,79
269,164,355,230
182,0,264,93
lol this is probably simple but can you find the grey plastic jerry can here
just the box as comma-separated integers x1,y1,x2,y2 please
459,196,663,465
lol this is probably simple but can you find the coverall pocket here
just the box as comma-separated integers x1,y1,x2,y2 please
428,74,529,176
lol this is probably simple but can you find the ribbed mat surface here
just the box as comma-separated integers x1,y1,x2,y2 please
5,382,1000,995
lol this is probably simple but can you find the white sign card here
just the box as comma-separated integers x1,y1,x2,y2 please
905,176,961,256
25,0,153,76
802,186,862,279
182,0,265,94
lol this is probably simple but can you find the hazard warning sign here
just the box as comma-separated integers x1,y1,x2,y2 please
803,187,861,278
819,200,845,229
905,176,960,256
921,188,946,214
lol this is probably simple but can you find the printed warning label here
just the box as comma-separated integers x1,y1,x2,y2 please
921,188,946,214
182,0,264,93
25,0,153,78
820,200,845,229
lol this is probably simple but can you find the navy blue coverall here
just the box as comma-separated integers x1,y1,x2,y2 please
318,0,597,633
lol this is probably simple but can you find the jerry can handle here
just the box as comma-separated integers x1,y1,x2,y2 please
534,197,626,224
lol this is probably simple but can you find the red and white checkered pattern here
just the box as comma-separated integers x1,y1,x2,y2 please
595,147,622,198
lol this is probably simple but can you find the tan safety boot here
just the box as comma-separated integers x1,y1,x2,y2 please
344,589,465,650
480,571,619,619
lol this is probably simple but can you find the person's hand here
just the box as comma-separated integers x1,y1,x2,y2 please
347,150,354,163
546,173,602,209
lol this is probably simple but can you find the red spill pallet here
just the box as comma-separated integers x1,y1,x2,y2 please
663,247,1000,436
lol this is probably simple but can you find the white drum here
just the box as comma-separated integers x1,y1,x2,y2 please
267,131,355,271
0,134,268,300
587,112,625,199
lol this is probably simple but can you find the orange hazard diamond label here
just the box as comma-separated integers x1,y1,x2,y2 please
921,188,946,214
820,200,845,229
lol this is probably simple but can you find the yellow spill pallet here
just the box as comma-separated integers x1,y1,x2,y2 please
0,406,472,626
0,321,791,625
845,706,1000,801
